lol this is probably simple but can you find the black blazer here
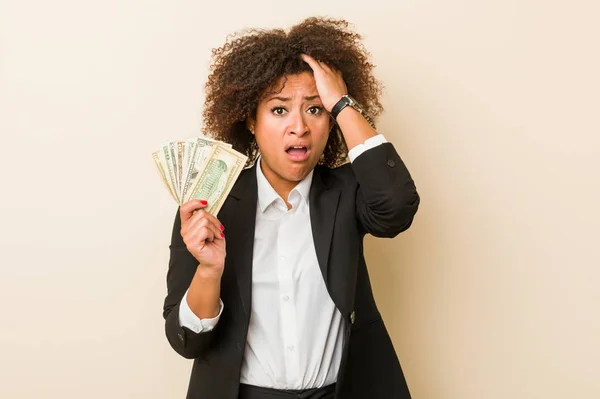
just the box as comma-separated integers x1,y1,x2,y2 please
163,143,420,398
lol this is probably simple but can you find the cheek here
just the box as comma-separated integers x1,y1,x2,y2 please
309,117,331,138
255,133,274,154
254,117,272,135
254,130,282,159
315,123,331,149
317,135,330,155
254,117,280,145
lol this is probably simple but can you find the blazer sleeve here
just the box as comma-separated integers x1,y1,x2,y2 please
352,142,420,238
162,209,217,359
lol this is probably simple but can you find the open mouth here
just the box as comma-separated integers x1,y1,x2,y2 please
286,145,308,155
285,145,310,161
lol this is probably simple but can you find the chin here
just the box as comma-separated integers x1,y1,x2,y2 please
286,161,316,180
284,170,308,183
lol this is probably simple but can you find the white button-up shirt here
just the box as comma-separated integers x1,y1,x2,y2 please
179,135,387,389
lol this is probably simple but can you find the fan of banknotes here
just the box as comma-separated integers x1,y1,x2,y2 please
152,136,248,215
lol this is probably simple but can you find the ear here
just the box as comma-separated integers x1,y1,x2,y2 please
246,117,256,135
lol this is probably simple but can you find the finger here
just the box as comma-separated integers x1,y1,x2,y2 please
189,208,224,234
319,61,332,73
188,217,218,241
189,208,221,230
315,58,334,74
180,199,209,222
183,225,207,250
188,223,217,246
182,211,221,239
191,217,223,241
330,66,345,82
300,54,322,72
320,63,343,82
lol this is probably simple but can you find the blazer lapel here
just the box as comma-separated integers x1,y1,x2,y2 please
309,166,341,288
226,163,340,317
226,164,258,318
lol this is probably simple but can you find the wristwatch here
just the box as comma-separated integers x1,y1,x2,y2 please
330,95,364,120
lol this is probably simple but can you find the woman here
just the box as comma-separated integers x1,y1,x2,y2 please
163,17,420,399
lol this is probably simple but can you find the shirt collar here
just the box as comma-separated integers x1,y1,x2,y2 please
255,156,313,213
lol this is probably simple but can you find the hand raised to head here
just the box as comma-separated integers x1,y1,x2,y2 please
300,54,348,113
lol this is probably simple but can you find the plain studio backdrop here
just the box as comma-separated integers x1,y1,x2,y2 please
1,1,599,398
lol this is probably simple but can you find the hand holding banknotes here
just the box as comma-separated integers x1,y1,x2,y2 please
153,135,248,274
180,199,226,275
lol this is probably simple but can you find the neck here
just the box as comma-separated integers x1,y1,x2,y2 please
259,158,299,203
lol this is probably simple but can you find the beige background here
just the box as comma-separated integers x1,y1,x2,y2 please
1,0,599,398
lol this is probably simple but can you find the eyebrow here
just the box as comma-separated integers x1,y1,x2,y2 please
267,95,321,102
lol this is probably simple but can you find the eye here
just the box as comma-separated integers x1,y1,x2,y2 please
271,106,287,115
307,106,323,115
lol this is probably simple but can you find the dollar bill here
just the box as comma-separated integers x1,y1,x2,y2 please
169,141,180,197
153,135,247,210
152,151,177,202
160,143,181,204
176,140,186,198
187,143,248,215
181,138,195,194
181,137,218,203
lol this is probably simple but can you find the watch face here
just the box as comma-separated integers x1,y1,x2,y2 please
346,96,363,114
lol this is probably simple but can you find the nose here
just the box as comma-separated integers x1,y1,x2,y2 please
288,110,309,137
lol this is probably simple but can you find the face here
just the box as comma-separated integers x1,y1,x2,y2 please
250,72,331,193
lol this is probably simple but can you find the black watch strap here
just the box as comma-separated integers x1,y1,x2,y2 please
331,95,364,120
330,96,351,120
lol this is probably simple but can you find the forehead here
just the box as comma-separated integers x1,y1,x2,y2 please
268,72,318,96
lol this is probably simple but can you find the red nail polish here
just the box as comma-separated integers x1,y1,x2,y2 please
221,233,225,238
220,224,225,231
200,200,208,205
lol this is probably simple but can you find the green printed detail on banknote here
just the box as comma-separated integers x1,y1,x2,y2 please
181,137,217,203
187,143,247,215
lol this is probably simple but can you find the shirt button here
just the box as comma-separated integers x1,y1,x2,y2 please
387,159,396,168
287,345,295,351
283,295,290,301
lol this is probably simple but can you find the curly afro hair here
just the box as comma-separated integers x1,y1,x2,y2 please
202,17,384,168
